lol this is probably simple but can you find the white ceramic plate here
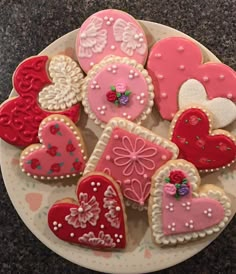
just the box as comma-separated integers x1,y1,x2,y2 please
1,21,236,274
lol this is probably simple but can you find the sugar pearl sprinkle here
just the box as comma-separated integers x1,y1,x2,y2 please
90,80,100,89
136,92,145,105
128,69,139,79
114,234,123,243
104,16,114,25
167,222,176,232
155,53,162,58
182,201,191,211
111,45,116,50
97,105,107,115
134,33,144,43
185,220,194,229
203,208,213,217
165,202,174,212
90,62,94,67
53,221,62,231
107,65,117,74
91,181,101,192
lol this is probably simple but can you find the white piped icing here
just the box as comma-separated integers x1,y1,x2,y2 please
38,55,84,110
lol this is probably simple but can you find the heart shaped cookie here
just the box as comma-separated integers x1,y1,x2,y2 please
147,37,236,120
148,160,231,245
20,114,87,180
179,79,236,128
0,56,81,147
48,173,127,249
170,106,236,172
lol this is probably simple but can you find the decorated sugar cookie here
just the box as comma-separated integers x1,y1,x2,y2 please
20,114,87,180
76,9,148,73
148,160,231,246
82,56,154,128
0,56,82,147
147,36,236,120
179,79,236,129
48,172,127,249
84,118,179,208
170,106,236,172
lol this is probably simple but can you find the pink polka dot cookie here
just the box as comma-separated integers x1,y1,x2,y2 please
48,172,127,249
84,117,179,209
76,9,148,73
82,56,154,128
147,37,236,120
20,114,87,180
148,159,231,245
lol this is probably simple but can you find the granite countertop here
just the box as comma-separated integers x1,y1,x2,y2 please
0,0,235,273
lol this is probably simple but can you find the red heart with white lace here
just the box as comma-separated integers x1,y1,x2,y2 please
0,56,80,147
20,115,87,180
149,160,231,245
147,36,236,120
48,173,127,249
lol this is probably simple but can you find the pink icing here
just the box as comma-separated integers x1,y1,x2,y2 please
147,37,236,120
21,119,86,178
76,9,148,73
162,186,225,235
87,63,149,123
95,128,174,205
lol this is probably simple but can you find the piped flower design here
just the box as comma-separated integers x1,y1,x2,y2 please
106,82,131,106
164,170,190,199
78,231,116,248
65,193,101,228
113,136,157,176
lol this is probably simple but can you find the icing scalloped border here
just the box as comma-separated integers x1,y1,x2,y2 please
19,115,87,180
169,105,236,172
81,55,154,128
148,160,231,245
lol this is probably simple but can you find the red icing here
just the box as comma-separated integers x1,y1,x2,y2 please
48,174,126,249
147,37,236,120
171,108,236,170
0,56,80,147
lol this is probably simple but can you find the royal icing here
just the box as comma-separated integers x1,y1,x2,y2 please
84,118,179,207
0,56,80,147
20,115,87,180
149,160,231,245
82,56,154,128
38,55,84,111
48,173,126,249
179,79,236,128
147,37,236,120
170,106,236,171
76,9,148,73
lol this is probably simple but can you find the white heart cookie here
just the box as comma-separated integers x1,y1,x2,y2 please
179,79,236,129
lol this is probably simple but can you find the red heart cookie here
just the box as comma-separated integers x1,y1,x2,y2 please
170,106,236,171
0,56,80,147
20,115,87,180
147,37,236,120
149,160,231,245
48,173,127,249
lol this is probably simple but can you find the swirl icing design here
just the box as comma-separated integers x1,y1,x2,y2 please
48,173,127,249
76,9,148,73
38,55,84,111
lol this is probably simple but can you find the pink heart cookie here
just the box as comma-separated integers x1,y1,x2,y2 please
148,159,231,245
20,115,87,180
147,37,236,120
0,56,80,147
84,118,179,208
48,173,127,249
76,9,148,73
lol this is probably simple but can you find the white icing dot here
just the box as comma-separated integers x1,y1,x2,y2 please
140,100,144,104
139,33,143,37
139,38,144,42
114,134,119,139
171,113,175,118
115,206,121,211
170,208,174,212
97,107,101,111
165,205,169,209
90,85,94,89
93,187,97,192
177,46,184,52
190,220,193,224
204,210,207,214
58,223,62,228
169,203,173,206
100,224,104,229
141,92,145,97
97,182,101,186
106,21,111,25
114,234,118,238
102,105,106,110
107,67,112,71
219,74,225,80
95,85,100,89
90,62,94,67
161,155,167,160
179,65,185,70
119,235,123,239
203,76,209,82
93,80,97,84
157,74,164,79
189,225,194,229
155,53,162,58
112,70,116,74
134,34,139,39
208,208,212,212
171,227,175,231
70,233,74,237
134,72,139,77
187,202,191,205
91,182,95,186
168,225,171,229
100,111,105,115
129,74,133,79
104,16,108,20
53,221,57,226
116,239,120,243
227,93,233,99
208,213,212,217
143,174,148,179
78,207,83,213
111,45,115,50
186,206,190,210
127,115,131,119
123,112,127,117
106,155,111,161
53,227,58,231
185,222,189,227
112,65,117,69
130,70,134,74
136,96,141,100
110,17,114,21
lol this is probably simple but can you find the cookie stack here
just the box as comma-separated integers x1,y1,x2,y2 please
0,9,235,249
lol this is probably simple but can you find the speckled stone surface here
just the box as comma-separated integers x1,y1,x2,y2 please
0,0,235,273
